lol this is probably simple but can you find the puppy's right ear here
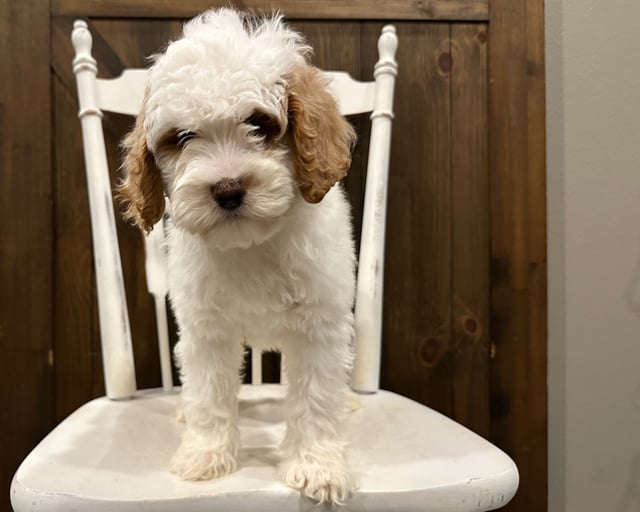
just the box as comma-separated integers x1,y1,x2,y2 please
117,109,165,233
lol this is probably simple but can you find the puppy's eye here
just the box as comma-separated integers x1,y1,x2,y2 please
244,112,280,142
176,130,197,147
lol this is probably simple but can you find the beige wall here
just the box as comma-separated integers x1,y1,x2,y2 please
546,1,640,511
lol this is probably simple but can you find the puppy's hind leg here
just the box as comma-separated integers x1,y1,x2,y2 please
170,331,244,481
278,316,356,504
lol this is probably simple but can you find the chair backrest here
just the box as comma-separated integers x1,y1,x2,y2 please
71,19,398,400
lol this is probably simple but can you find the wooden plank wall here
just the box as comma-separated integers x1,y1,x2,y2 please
1,2,546,512
488,1,548,510
0,1,53,510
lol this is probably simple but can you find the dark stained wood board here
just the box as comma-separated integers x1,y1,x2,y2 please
488,1,548,510
0,2,53,511
52,0,489,21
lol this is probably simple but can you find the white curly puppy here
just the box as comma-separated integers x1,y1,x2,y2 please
118,8,357,504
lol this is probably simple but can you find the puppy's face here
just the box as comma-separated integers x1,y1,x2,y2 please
152,107,295,249
118,9,355,250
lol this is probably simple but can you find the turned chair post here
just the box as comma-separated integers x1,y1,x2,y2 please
71,20,136,399
352,26,398,393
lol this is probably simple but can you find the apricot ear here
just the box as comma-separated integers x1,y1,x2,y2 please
117,109,165,233
287,64,356,203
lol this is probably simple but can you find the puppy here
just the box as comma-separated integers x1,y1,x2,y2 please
118,8,357,504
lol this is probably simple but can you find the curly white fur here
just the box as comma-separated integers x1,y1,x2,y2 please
125,8,357,504
144,10,307,155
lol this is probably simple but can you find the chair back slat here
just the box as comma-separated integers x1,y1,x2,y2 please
96,70,148,115
71,20,397,395
324,72,376,115
94,70,374,118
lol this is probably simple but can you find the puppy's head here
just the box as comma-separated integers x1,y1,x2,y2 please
117,9,355,249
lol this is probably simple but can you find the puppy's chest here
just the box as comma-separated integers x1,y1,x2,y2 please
201,249,309,316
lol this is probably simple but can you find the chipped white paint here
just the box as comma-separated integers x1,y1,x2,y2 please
352,25,398,393
71,20,136,399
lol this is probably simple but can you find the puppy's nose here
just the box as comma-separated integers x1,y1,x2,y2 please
211,178,246,210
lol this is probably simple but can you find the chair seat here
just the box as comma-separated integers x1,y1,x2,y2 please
11,385,518,512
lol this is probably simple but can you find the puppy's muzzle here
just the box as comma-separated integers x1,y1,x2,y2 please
211,178,246,210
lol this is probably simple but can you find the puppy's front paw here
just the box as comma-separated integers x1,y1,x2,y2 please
170,437,237,481
279,449,354,504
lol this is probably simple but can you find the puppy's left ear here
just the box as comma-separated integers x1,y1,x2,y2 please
287,64,356,203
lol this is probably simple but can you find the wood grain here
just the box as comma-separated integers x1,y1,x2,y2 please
52,0,489,20
488,1,547,510
450,23,490,436
378,22,454,415
91,18,183,70
0,1,53,510
526,2,548,500
52,71,97,421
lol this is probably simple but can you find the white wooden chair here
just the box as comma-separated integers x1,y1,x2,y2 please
11,20,518,512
